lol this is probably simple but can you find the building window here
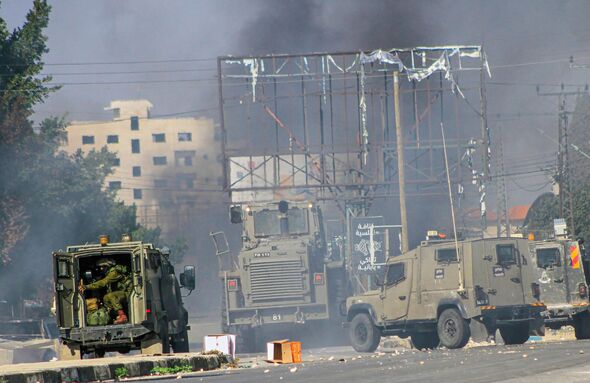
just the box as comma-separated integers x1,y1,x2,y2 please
203,154,209,160
132,166,141,177
130,116,139,130
131,139,140,153
107,135,119,144
153,156,167,166
154,179,168,188
133,189,142,200
175,150,195,167
82,135,95,145
112,158,120,167
178,132,192,142
109,181,121,190
152,133,166,143
176,174,196,190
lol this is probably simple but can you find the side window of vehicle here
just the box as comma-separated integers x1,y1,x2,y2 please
536,247,561,268
386,262,405,286
496,244,516,266
436,248,458,263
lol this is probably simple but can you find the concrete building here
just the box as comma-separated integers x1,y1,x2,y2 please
62,100,222,239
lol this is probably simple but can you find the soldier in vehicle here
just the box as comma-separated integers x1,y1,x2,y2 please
79,258,131,324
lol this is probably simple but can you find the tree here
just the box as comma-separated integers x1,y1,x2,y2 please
0,2,164,310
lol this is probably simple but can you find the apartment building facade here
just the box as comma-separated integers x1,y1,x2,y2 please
62,100,222,238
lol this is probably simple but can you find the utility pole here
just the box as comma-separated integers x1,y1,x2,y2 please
537,85,585,236
494,125,510,237
479,61,491,233
394,71,409,253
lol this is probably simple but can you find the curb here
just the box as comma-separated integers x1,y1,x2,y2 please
0,354,226,383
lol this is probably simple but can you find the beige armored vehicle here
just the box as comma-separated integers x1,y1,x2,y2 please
346,237,546,352
214,200,348,351
53,235,195,359
529,239,590,338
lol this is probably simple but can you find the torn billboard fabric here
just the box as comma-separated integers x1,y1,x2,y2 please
359,49,404,71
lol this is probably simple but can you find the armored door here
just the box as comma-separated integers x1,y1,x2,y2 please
380,260,412,324
483,240,526,306
53,252,79,328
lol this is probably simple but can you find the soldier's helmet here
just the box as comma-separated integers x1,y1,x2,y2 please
96,258,116,268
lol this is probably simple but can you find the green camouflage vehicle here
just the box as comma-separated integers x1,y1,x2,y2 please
53,235,195,359
528,239,590,339
346,237,546,352
214,200,348,350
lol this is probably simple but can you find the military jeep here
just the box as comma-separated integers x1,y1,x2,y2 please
529,239,590,339
53,236,195,359
346,237,546,352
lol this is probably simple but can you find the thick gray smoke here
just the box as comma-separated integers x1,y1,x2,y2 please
4,0,590,315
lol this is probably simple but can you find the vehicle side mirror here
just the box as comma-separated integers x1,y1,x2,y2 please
230,206,243,224
180,265,196,291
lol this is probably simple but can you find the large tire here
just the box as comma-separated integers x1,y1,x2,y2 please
172,329,190,353
349,313,381,353
499,323,529,345
574,311,590,340
411,331,440,350
437,308,470,349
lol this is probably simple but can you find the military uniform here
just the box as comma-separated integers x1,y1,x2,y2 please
84,259,132,324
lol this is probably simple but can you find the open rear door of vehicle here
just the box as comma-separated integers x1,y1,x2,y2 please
52,252,79,328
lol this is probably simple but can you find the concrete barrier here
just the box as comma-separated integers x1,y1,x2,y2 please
0,353,226,383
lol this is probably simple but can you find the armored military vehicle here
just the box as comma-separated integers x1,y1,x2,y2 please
53,235,195,359
346,237,546,352
214,200,347,350
528,239,590,339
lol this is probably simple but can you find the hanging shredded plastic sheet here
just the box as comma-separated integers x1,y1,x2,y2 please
483,51,492,78
359,49,404,71
242,58,259,102
406,51,448,82
327,54,344,72
359,61,368,165
276,58,288,74
321,56,327,103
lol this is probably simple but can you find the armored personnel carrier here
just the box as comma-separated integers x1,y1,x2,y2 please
215,200,348,350
346,237,546,351
529,239,590,339
53,235,195,359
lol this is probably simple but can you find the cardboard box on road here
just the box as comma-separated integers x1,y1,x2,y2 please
203,334,236,358
266,339,301,364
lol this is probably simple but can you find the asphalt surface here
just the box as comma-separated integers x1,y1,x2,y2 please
154,340,590,383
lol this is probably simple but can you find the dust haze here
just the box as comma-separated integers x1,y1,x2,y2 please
3,0,590,314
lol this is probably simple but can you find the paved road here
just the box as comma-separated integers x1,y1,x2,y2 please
156,340,590,383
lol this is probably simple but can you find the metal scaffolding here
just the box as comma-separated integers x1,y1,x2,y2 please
217,46,491,224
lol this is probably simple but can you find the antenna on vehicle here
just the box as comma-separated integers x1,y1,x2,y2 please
441,122,464,292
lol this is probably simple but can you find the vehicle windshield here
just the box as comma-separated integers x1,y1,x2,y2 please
253,209,282,236
253,207,309,237
287,208,309,235
536,247,561,268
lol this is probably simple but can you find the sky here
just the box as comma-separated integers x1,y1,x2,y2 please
4,0,590,207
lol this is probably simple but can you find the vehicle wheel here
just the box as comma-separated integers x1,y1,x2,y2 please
349,313,381,353
411,331,440,350
172,329,190,353
437,308,470,349
95,349,106,358
574,311,590,340
499,323,529,345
